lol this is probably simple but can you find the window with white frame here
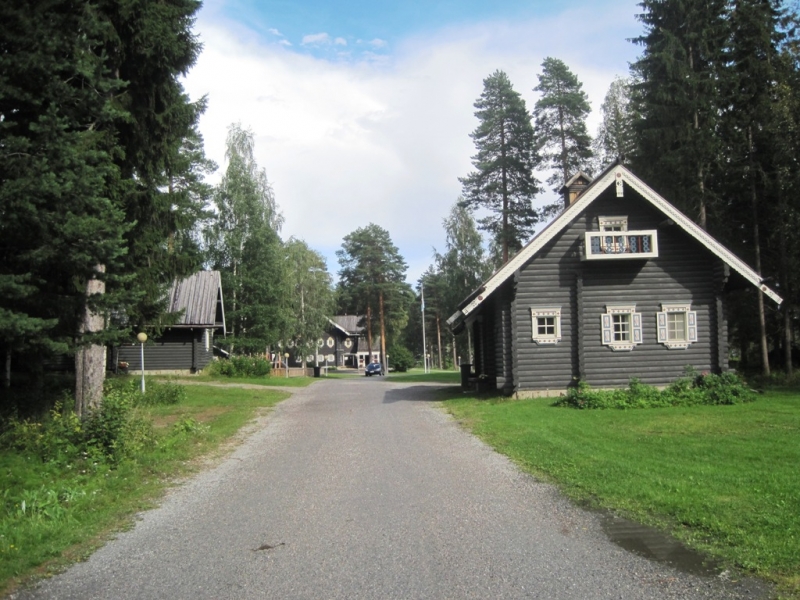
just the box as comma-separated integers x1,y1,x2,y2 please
531,306,561,344
601,305,642,351
657,303,697,349
598,216,628,232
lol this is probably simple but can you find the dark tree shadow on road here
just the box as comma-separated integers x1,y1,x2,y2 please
382,385,459,404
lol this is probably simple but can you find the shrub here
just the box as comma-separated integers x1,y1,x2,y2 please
83,388,154,461
388,346,414,372
555,370,755,410
207,355,271,377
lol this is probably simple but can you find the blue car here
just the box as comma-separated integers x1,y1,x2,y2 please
365,362,383,376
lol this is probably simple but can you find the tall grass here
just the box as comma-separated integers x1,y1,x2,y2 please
0,382,288,595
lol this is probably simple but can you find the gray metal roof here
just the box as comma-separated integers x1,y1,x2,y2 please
167,271,226,331
330,315,363,335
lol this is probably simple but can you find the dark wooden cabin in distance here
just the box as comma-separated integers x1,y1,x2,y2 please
113,271,226,374
447,163,782,397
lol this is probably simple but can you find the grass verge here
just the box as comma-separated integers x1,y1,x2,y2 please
442,390,800,597
164,374,316,388
0,383,289,597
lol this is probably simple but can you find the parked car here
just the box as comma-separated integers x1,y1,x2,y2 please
365,362,383,376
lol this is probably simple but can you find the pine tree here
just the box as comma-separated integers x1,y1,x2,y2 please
459,70,540,264
336,225,412,370
533,57,593,193
629,0,727,229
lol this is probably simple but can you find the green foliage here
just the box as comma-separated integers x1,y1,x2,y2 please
205,124,288,350
555,370,755,410
533,57,594,193
388,345,414,372
105,377,186,406
459,70,541,261
206,356,271,378
283,238,334,351
336,224,412,363
0,382,288,593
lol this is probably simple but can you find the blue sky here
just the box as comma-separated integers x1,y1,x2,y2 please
185,0,644,283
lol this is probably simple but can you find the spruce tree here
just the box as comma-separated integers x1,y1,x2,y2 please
629,0,727,229
533,57,593,193
459,70,540,264
593,77,636,168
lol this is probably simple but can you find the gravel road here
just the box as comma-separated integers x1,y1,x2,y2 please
14,378,771,599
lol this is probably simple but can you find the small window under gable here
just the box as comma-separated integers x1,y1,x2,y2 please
657,303,697,349
602,304,642,351
598,216,628,231
531,306,561,345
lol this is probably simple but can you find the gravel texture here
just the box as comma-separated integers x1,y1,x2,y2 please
13,378,772,599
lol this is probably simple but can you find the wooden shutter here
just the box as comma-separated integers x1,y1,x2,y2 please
601,314,613,344
657,312,667,343
687,311,698,343
632,312,643,344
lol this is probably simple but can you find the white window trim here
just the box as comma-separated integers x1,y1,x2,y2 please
601,304,642,351
598,215,628,231
657,303,698,349
531,306,561,345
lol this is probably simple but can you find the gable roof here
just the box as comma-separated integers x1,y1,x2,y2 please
449,164,782,328
167,270,226,331
329,315,363,336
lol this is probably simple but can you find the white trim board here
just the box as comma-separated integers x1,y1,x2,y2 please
456,165,781,321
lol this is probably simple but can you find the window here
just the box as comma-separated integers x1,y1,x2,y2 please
601,305,642,351
598,216,628,231
531,306,561,344
657,304,697,349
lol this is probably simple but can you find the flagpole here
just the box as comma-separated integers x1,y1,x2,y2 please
421,283,428,374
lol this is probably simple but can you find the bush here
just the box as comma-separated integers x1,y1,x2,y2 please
207,355,271,378
388,346,414,372
555,369,755,410
0,386,155,465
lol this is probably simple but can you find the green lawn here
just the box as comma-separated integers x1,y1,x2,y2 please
443,390,800,596
0,384,289,596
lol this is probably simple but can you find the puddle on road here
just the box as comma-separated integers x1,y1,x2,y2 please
597,511,720,576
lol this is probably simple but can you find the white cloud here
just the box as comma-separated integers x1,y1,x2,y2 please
301,32,331,45
184,3,641,283
367,38,388,49
334,37,347,46
268,28,283,37
278,39,292,47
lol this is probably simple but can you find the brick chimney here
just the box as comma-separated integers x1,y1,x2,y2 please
559,172,592,209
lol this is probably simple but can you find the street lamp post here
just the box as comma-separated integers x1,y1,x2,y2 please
284,353,290,378
136,332,147,394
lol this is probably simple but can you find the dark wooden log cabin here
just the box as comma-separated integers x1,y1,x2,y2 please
113,271,226,374
448,164,782,396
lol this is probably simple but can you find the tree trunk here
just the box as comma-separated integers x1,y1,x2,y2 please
75,265,107,419
379,291,387,374
778,197,793,375
366,305,373,364
748,127,769,377
3,346,10,389
436,314,443,369
452,334,458,370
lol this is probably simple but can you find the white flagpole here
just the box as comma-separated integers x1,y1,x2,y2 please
421,283,428,373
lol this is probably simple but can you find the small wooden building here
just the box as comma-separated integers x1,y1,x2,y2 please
114,271,226,374
447,164,782,396
324,316,381,368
